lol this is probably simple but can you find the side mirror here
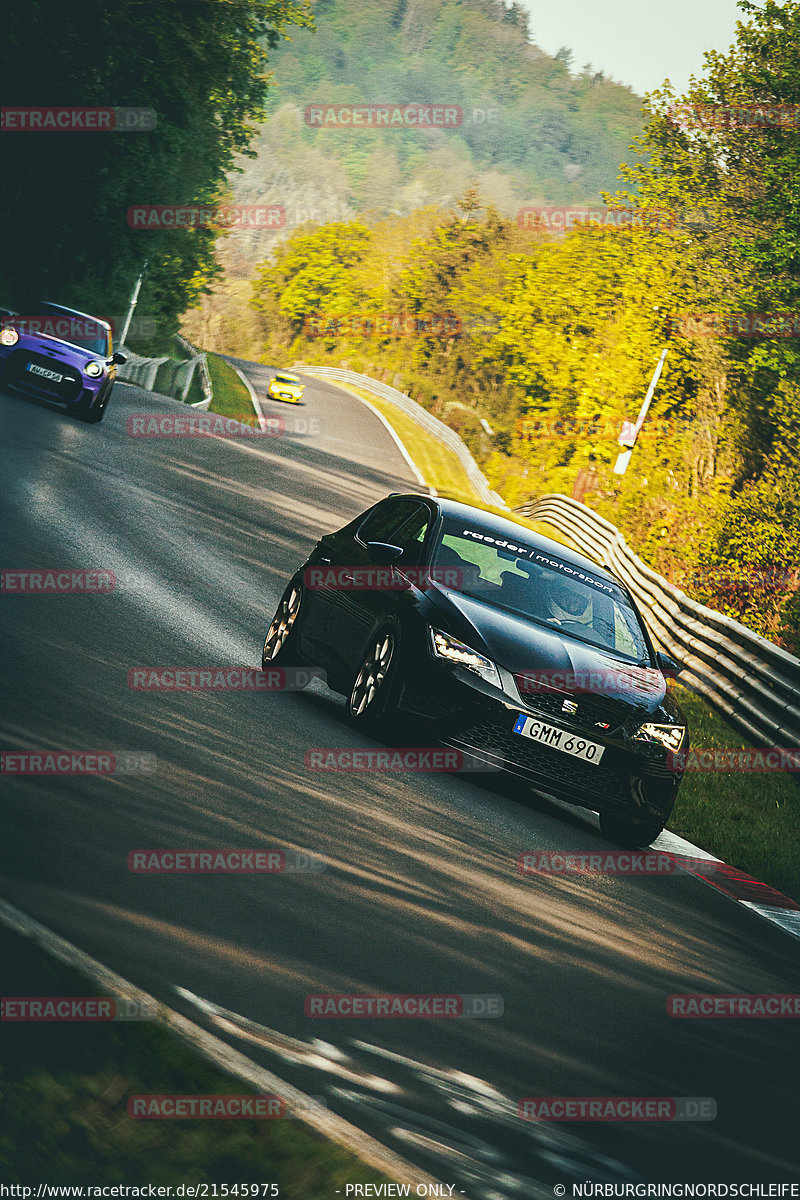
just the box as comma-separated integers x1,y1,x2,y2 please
110,351,127,365
656,650,682,678
366,541,404,565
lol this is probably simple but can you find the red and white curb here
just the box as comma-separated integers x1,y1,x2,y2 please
655,829,800,941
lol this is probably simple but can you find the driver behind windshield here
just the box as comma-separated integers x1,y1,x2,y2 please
546,578,593,625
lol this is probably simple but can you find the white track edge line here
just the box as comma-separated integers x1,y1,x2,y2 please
299,371,430,492
227,361,268,432
0,897,442,1187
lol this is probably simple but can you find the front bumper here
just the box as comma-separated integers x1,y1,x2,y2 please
0,347,106,407
268,389,303,403
398,663,683,825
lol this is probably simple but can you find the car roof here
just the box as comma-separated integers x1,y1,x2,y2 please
388,492,621,587
37,300,111,331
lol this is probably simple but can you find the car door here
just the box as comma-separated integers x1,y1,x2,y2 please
321,498,432,678
296,529,344,669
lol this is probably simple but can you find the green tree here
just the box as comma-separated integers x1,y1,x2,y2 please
1,0,313,331
251,221,372,335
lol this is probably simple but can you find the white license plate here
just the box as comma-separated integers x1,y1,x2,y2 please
28,363,63,382
513,713,605,764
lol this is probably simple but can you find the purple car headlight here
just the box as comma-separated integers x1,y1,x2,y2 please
84,361,104,378
1,328,19,347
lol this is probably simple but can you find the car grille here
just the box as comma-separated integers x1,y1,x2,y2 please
445,715,630,808
5,350,83,402
399,684,462,720
513,674,643,736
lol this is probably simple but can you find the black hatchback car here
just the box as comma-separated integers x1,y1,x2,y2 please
262,494,688,846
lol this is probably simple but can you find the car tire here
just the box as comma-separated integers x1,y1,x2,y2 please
347,625,402,730
599,811,665,848
262,580,305,670
75,384,111,424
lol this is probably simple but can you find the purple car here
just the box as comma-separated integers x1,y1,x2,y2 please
0,301,126,424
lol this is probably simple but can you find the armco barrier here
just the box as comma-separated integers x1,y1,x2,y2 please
515,494,800,747
118,335,212,409
294,364,507,510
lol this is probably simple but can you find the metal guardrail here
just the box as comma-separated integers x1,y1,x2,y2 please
515,493,800,747
294,364,507,510
118,335,212,409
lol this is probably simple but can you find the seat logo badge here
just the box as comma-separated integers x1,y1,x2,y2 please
561,699,578,714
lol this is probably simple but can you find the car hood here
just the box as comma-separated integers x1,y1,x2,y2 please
429,586,667,712
16,334,91,362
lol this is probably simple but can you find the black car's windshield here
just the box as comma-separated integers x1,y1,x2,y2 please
432,520,650,662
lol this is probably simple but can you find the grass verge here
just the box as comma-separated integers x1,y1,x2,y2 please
204,352,257,422
343,384,480,500
666,684,800,902
0,924,392,1191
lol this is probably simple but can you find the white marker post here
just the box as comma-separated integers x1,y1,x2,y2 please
614,347,669,475
119,259,148,347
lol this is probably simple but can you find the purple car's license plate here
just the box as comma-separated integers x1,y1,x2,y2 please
27,362,63,383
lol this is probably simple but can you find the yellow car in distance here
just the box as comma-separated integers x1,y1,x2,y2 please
267,372,305,404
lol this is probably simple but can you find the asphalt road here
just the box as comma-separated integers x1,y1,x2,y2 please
1,366,799,1191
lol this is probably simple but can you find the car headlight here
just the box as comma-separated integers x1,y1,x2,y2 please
634,722,686,751
0,327,19,347
430,628,502,689
84,360,104,378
